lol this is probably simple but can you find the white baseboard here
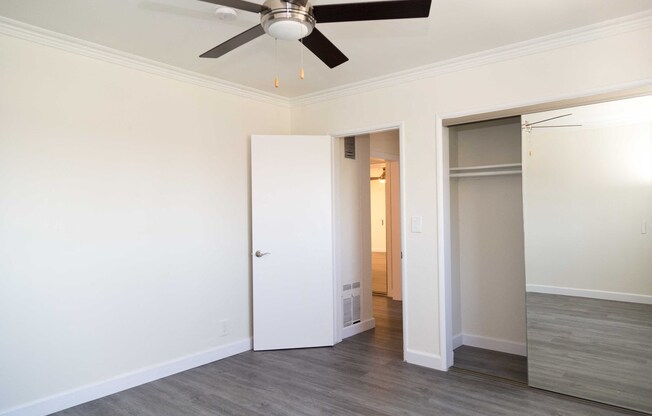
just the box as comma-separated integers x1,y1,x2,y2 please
342,318,375,339
452,333,464,349
458,333,527,356
1,338,252,416
405,349,446,371
526,284,652,305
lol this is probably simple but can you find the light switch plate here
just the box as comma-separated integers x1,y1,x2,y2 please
411,216,422,233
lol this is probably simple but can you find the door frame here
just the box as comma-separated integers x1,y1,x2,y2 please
330,122,408,355
384,160,402,301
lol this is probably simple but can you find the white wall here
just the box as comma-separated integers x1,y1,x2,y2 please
370,165,386,252
335,136,373,326
451,119,523,167
523,96,652,297
370,130,400,158
290,27,652,367
450,119,526,349
0,33,289,413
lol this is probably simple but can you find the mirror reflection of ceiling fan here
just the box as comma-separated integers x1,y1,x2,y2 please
522,113,582,133
197,0,432,69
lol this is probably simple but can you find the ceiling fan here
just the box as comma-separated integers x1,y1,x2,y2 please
522,113,582,133
370,167,387,183
197,0,432,69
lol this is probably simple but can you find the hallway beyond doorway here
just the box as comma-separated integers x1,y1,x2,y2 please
371,294,403,354
372,252,387,294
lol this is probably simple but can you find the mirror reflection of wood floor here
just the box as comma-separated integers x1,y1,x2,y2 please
54,296,640,416
452,345,528,384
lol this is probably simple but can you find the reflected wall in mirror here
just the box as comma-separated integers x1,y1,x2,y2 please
522,95,652,413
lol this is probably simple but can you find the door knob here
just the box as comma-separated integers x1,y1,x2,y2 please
255,250,270,258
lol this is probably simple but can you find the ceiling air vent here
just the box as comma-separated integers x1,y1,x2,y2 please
344,136,355,159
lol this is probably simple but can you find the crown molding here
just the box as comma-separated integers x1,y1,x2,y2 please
0,16,291,108
290,9,652,107
1,10,651,110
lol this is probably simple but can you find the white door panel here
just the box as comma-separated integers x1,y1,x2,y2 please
251,135,334,350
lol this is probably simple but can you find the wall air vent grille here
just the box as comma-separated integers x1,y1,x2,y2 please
343,297,352,327
343,282,361,327
344,136,355,159
352,295,361,323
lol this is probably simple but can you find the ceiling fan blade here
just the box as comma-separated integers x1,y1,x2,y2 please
200,24,266,58
197,0,265,14
301,28,349,68
526,113,572,126
530,125,582,128
313,0,431,23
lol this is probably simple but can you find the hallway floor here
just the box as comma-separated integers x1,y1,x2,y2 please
371,252,387,294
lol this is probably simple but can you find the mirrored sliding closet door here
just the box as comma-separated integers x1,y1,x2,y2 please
522,95,652,414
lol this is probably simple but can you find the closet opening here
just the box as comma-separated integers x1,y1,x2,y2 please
447,116,527,384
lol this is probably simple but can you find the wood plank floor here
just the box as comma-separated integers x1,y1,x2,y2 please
54,296,645,416
371,252,387,294
453,345,528,384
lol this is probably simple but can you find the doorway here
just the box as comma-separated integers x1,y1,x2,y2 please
370,158,388,295
369,131,403,353
333,126,405,355
370,157,403,300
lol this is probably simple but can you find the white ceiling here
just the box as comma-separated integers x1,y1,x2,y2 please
1,0,651,98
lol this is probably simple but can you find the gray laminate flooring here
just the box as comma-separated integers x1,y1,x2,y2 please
527,292,652,414
53,296,645,416
452,345,528,384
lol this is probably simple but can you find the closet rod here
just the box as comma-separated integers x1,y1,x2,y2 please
449,163,522,172
450,170,522,178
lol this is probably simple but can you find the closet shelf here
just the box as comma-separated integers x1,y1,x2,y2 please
449,163,521,172
449,163,522,179
450,170,521,178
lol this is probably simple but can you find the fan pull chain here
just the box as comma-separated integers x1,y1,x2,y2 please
300,37,305,80
274,38,279,89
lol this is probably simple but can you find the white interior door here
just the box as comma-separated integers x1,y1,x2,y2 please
251,135,335,351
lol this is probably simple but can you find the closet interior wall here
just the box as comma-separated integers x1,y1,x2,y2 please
449,117,527,355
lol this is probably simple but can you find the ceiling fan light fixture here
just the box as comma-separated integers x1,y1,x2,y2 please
261,0,315,41
266,19,312,40
370,167,387,183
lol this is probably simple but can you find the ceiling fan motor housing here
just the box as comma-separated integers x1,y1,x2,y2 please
261,0,315,41
198,0,431,69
